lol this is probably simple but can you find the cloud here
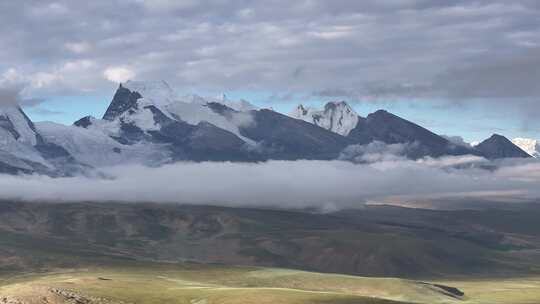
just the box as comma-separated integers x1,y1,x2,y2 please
441,135,472,147
0,0,538,131
0,157,539,211
103,66,136,83
0,70,44,107
135,0,199,12
229,111,255,128
1,1,537,92
339,141,413,163
0,83,25,107
64,41,92,54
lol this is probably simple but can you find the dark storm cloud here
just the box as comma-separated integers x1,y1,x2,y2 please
1,0,540,117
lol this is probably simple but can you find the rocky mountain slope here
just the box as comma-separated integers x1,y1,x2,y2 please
291,102,526,159
347,109,475,158
1,201,540,278
476,134,531,159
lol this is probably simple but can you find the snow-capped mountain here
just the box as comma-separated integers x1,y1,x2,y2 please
0,106,46,167
36,121,171,168
290,102,477,158
67,80,349,164
512,138,539,158
101,81,255,144
290,101,359,136
0,105,86,175
0,106,40,145
0,106,52,173
290,101,532,159
0,80,532,176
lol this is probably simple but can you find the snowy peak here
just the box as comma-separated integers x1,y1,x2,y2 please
73,115,97,128
184,94,258,112
103,80,179,121
0,106,40,145
104,81,258,124
97,81,258,147
122,80,177,106
290,101,359,136
512,137,539,157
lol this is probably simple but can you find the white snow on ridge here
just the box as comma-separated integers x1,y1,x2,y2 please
122,80,178,107
179,94,258,111
36,121,171,168
123,80,258,111
0,150,35,171
0,132,49,167
0,106,50,167
164,99,256,144
0,106,40,145
512,138,539,157
290,101,359,136
121,106,160,131
119,80,257,144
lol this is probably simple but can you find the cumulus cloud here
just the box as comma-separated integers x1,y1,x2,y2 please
0,70,44,108
0,158,539,211
0,83,25,107
0,1,538,96
230,111,255,128
0,0,539,133
103,66,136,83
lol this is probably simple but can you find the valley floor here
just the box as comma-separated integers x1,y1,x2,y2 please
2,202,540,303
1,263,540,304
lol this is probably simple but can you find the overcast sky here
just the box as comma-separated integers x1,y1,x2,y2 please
1,0,539,142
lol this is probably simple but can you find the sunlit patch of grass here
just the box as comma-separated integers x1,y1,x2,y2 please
0,263,434,304
3,262,540,304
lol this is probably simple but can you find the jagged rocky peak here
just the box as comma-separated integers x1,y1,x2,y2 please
102,80,178,121
476,134,531,159
290,101,359,136
102,84,143,121
73,115,97,128
294,104,309,116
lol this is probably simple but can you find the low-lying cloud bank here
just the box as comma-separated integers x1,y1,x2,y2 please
1,156,539,211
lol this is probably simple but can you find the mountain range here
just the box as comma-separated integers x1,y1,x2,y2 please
0,80,533,175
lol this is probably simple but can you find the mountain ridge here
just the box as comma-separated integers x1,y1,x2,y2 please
0,80,532,175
